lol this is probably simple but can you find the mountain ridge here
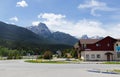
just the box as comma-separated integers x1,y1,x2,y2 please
80,34,103,39
0,21,72,52
27,23,78,45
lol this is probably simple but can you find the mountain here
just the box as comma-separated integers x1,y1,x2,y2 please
27,23,78,45
0,21,47,44
80,34,103,39
27,23,52,38
51,31,78,45
0,21,72,52
90,35,103,39
0,21,51,50
81,35,89,39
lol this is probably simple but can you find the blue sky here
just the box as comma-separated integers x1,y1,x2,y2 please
0,0,120,38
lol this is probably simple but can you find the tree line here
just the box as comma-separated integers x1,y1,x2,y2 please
0,45,79,60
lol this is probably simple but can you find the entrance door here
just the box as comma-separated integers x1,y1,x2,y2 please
107,54,110,61
105,52,113,61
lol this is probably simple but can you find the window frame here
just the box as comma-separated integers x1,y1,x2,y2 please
107,43,110,47
96,54,101,58
96,44,100,47
86,54,89,59
91,54,95,58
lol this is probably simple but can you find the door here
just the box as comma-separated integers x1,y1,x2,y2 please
107,54,110,61
105,52,113,61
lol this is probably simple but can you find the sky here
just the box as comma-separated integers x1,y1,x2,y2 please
0,0,120,38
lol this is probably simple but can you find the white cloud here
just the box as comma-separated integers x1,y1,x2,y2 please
35,13,120,38
38,13,66,20
37,13,106,37
32,21,40,26
16,0,28,7
11,23,15,25
38,13,67,28
9,16,18,22
72,20,106,37
78,0,115,16
107,24,120,38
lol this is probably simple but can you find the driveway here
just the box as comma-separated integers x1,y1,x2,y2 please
0,60,120,77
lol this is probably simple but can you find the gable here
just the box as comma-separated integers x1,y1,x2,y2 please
95,36,117,44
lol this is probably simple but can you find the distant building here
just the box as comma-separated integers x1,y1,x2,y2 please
74,36,120,61
56,50,62,57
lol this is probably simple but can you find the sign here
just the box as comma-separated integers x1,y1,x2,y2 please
116,46,120,52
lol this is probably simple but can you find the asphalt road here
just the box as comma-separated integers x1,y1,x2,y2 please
0,60,120,77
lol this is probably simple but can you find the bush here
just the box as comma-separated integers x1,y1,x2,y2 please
7,53,13,59
7,50,22,59
37,55,43,59
43,51,53,59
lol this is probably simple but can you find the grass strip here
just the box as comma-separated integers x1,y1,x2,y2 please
103,61,120,64
25,60,69,64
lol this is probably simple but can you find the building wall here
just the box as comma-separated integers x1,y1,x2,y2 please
76,37,120,61
114,41,120,60
114,41,120,51
115,41,120,45
81,36,117,51
81,51,117,61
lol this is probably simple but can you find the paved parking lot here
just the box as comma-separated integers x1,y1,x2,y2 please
0,60,120,77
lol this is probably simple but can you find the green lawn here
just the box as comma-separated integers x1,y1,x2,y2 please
112,69,120,73
25,60,69,64
103,61,120,64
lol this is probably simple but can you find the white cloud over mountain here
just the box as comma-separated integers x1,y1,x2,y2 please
32,21,40,26
33,13,120,38
38,13,66,27
9,16,18,22
16,0,28,7
78,0,116,16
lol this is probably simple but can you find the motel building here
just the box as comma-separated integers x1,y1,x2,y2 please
74,36,120,61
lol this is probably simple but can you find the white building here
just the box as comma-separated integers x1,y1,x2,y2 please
74,36,120,61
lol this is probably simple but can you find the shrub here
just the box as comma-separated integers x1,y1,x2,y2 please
43,51,52,59
37,55,43,59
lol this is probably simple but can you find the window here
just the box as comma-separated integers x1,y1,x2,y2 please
82,44,87,49
86,54,89,59
107,43,110,47
82,44,84,49
117,52,120,58
91,54,95,58
97,54,101,58
84,44,87,48
96,44,100,47
116,44,118,46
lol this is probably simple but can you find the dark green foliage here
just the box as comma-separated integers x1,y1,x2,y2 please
43,51,53,59
62,48,77,58
0,46,9,57
0,46,22,59
37,55,43,59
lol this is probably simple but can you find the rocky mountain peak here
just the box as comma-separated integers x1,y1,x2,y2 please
81,35,89,39
27,23,78,45
80,34,103,39
27,22,52,38
37,23,49,29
